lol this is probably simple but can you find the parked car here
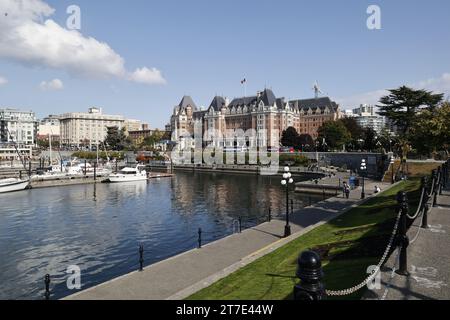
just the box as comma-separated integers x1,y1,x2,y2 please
280,147,295,153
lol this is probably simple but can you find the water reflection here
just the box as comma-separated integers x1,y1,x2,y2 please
0,171,317,299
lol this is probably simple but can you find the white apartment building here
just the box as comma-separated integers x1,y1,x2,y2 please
352,104,386,134
0,108,38,146
38,115,61,137
59,107,125,146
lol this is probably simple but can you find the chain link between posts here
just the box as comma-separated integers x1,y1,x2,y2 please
406,187,425,220
426,176,436,199
325,208,402,296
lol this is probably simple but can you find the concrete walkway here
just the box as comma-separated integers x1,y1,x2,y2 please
365,187,450,300
65,180,390,300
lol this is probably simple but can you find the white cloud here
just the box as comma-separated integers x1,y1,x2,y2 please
128,67,167,85
39,78,63,91
0,0,166,85
337,73,450,109
0,76,8,86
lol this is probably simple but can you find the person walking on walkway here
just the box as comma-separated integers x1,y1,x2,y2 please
343,182,350,199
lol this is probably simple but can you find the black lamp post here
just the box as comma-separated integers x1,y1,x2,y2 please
360,158,367,199
281,166,293,237
390,157,395,184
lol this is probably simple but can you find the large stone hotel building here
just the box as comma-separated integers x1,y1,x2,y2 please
170,89,341,149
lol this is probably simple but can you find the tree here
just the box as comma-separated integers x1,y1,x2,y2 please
140,129,165,150
410,102,450,156
296,134,314,151
281,127,299,147
317,121,351,150
378,86,443,135
362,127,377,151
377,128,396,153
338,118,364,151
339,118,364,142
104,126,131,151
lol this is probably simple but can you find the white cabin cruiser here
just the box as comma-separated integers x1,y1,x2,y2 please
108,166,147,183
0,178,29,193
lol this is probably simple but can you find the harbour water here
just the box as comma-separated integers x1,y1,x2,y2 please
0,171,319,299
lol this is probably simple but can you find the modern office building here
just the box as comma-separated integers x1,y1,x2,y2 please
0,108,39,146
59,107,125,146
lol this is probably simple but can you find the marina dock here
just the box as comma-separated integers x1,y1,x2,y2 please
27,172,173,189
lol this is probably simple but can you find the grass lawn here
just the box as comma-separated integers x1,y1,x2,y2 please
384,161,441,182
187,179,422,300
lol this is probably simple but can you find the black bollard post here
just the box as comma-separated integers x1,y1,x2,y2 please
198,228,202,248
396,191,410,276
19,170,22,180
84,160,87,176
421,177,429,229
94,162,97,181
293,250,325,300
268,207,271,222
443,162,448,188
44,274,50,300
238,217,242,233
432,169,438,207
139,245,144,271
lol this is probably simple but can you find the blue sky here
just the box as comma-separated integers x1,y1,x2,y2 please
1,0,450,128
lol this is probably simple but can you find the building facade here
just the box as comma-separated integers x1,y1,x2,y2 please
124,119,145,133
351,104,386,134
59,107,125,146
38,115,61,141
170,89,340,149
0,108,39,146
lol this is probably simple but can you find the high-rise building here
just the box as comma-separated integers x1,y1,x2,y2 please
0,108,39,146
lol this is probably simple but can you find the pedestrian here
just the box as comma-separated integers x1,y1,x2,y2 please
374,185,381,194
343,182,350,199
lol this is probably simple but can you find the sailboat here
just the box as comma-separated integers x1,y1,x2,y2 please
31,132,68,180
0,128,30,193
0,178,30,193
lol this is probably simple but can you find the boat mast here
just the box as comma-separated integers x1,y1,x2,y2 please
5,126,29,178
49,132,52,166
96,140,99,164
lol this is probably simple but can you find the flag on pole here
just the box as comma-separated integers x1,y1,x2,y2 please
241,78,246,84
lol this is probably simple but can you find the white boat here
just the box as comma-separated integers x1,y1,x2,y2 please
108,166,147,183
0,178,29,193
65,158,112,177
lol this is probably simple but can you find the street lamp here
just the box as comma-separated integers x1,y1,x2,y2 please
390,157,395,184
360,159,367,199
281,166,294,237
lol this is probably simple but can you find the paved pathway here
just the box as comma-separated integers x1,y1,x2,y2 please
65,180,390,300
365,187,450,300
